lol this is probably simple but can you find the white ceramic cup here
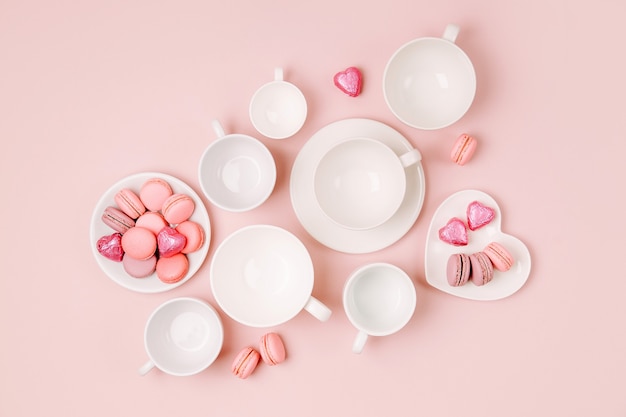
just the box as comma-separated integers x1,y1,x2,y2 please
139,297,223,376
249,67,308,139
343,263,416,354
383,24,476,130
210,224,332,327
314,137,421,230
198,120,276,212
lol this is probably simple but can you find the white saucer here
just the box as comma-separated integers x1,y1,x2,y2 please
90,172,211,293
424,189,531,301
290,118,426,253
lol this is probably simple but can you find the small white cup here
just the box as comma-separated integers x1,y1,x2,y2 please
210,225,332,327
343,263,416,354
249,67,308,139
198,120,276,212
139,297,223,376
383,24,476,130
314,137,421,230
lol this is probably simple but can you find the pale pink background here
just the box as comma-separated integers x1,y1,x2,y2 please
1,0,625,415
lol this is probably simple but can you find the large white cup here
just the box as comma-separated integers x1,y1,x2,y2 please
198,120,276,212
383,24,476,130
249,67,308,139
139,297,223,376
210,225,332,327
343,263,416,354
314,137,421,230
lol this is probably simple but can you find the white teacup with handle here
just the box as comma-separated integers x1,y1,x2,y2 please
343,263,416,353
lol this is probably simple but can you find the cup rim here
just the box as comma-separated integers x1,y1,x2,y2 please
198,133,276,212
383,35,476,130
144,297,223,376
343,263,416,336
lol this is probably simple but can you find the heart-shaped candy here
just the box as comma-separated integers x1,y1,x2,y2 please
157,226,187,258
333,67,362,97
467,201,495,231
438,217,468,246
97,232,124,262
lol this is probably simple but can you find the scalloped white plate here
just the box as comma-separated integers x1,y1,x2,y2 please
90,172,211,293
425,190,531,301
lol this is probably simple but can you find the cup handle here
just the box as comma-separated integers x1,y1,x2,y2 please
303,296,332,322
352,330,368,354
399,148,422,167
211,119,225,138
138,360,155,376
443,24,460,43
274,67,283,82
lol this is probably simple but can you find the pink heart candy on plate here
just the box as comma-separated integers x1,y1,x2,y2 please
333,67,362,97
438,217,468,246
97,232,124,262
157,226,187,258
467,200,495,231
425,189,532,301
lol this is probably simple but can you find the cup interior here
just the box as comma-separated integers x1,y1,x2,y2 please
210,225,314,327
383,37,476,129
314,137,406,230
250,81,307,139
144,298,223,376
199,134,276,212
344,264,416,336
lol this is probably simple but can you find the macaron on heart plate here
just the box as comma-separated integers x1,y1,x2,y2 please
425,190,531,301
90,172,211,293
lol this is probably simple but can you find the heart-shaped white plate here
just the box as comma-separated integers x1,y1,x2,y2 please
425,190,531,301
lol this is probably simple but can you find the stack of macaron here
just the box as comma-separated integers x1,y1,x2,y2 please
231,332,287,379
447,242,515,287
96,177,205,284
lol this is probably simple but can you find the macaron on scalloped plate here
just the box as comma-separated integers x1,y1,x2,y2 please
424,189,531,301
90,172,211,293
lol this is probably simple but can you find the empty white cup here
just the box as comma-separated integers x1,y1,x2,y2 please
314,137,421,230
249,67,308,139
139,297,223,376
343,263,416,354
383,24,476,130
198,120,276,212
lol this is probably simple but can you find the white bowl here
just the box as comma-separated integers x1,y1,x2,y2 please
199,121,276,212
139,297,223,376
210,225,331,327
383,24,476,130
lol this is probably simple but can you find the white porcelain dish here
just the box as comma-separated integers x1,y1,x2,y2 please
290,118,426,254
90,172,211,293
424,189,531,301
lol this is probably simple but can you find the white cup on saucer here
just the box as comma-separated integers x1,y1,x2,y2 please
383,24,476,130
210,224,332,327
313,137,421,230
139,297,223,376
343,263,416,354
249,67,308,139
198,120,276,212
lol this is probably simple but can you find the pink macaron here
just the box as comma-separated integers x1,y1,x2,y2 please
450,133,477,166
121,226,157,260
484,242,514,271
231,347,261,379
469,252,494,286
135,211,169,236
114,188,146,219
123,254,157,278
446,253,471,287
259,332,286,366
175,221,205,254
101,206,135,234
162,193,195,225
155,253,189,284
140,178,173,212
